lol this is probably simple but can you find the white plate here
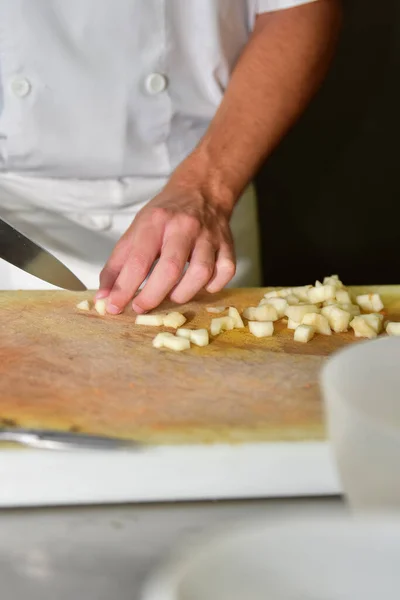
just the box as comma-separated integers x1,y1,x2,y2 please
142,517,400,600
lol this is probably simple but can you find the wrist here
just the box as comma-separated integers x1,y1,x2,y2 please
167,147,238,215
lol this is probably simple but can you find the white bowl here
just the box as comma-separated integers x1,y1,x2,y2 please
141,517,400,600
321,336,400,511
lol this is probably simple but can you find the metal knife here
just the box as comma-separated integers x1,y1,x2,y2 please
0,217,87,291
0,428,141,451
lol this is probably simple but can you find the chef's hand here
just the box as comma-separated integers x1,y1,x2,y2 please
96,180,236,314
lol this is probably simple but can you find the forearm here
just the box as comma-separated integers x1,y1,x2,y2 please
171,0,342,211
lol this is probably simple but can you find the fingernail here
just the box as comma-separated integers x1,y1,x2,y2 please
132,303,145,314
107,304,122,315
96,290,109,300
169,293,181,304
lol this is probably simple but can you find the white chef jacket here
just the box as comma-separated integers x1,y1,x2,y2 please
0,0,318,290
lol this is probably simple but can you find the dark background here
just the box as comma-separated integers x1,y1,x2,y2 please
256,0,400,286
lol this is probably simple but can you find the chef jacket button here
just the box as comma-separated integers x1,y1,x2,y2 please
71,214,112,231
90,215,112,231
145,73,168,95
10,77,32,98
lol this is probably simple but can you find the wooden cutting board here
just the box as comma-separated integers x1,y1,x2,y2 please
1,286,399,446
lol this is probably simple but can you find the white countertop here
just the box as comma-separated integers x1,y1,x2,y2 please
0,442,340,507
0,497,346,599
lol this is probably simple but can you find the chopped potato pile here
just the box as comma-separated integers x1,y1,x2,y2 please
76,276,399,351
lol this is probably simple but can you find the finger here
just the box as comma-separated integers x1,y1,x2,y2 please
205,243,236,293
169,238,216,304
106,225,163,314
97,230,133,299
132,231,194,313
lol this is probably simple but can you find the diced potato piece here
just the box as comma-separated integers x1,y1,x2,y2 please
258,298,270,306
287,319,301,330
350,316,378,339
264,288,294,300
152,334,165,349
255,305,278,322
162,336,191,352
323,275,344,289
339,303,361,317
292,286,312,302
294,324,315,343
323,299,337,307
335,289,352,304
163,312,187,329
315,280,323,288
308,287,325,304
152,332,175,348
76,300,91,311
228,307,245,329
136,314,165,326
248,321,274,338
285,304,320,323
243,305,278,322
356,293,384,313
321,305,335,318
280,289,297,299
322,302,359,318
308,285,336,304
176,328,192,340
206,306,226,314
211,316,235,336
261,297,288,318
386,322,400,337
324,285,337,300
190,329,210,347
263,290,280,299
286,294,300,306
177,328,210,346
301,313,331,336
322,306,351,333
242,307,257,321
94,299,107,316
362,313,384,334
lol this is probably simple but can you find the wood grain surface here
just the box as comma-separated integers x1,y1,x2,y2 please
1,286,399,445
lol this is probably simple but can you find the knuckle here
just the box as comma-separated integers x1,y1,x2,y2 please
150,207,168,226
220,260,236,280
181,214,201,233
163,256,183,280
192,261,214,282
129,253,151,274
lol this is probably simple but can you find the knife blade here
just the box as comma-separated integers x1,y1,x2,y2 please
0,428,141,451
0,218,87,291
